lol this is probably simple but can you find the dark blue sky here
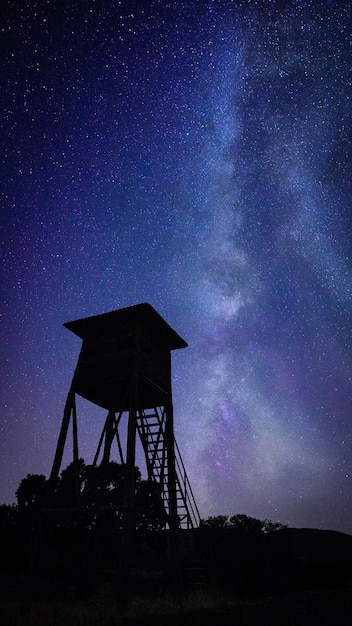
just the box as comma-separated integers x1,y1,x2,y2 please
1,0,352,533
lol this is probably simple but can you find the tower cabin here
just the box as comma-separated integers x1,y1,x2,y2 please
64,302,187,413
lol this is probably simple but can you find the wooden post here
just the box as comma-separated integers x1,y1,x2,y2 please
117,328,141,605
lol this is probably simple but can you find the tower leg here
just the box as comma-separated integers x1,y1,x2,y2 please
117,407,137,605
48,388,76,492
165,401,180,591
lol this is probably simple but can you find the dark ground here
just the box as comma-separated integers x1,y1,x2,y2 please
2,526,352,625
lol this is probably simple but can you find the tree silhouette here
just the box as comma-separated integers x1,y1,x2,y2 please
54,459,86,507
135,479,167,531
83,461,141,509
201,513,287,535
229,514,263,535
15,474,47,511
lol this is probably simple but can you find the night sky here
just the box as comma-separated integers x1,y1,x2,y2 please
2,0,352,534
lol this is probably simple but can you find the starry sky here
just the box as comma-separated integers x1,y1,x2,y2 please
1,0,352,534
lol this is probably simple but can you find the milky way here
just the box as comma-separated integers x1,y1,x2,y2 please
1,0,352,533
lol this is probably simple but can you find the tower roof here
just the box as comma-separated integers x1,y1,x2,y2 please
63,302,187,350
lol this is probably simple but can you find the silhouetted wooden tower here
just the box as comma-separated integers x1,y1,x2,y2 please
48,303,201,593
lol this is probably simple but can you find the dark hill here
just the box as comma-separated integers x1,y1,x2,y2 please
283,527,352,591
287,527,352,563
199,524,352,596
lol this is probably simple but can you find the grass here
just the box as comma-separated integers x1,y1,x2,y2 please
1,586,352,625
0,590,238,626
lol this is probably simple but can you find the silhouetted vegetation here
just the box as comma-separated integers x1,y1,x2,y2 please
1,461,169,602
1,468,352,624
